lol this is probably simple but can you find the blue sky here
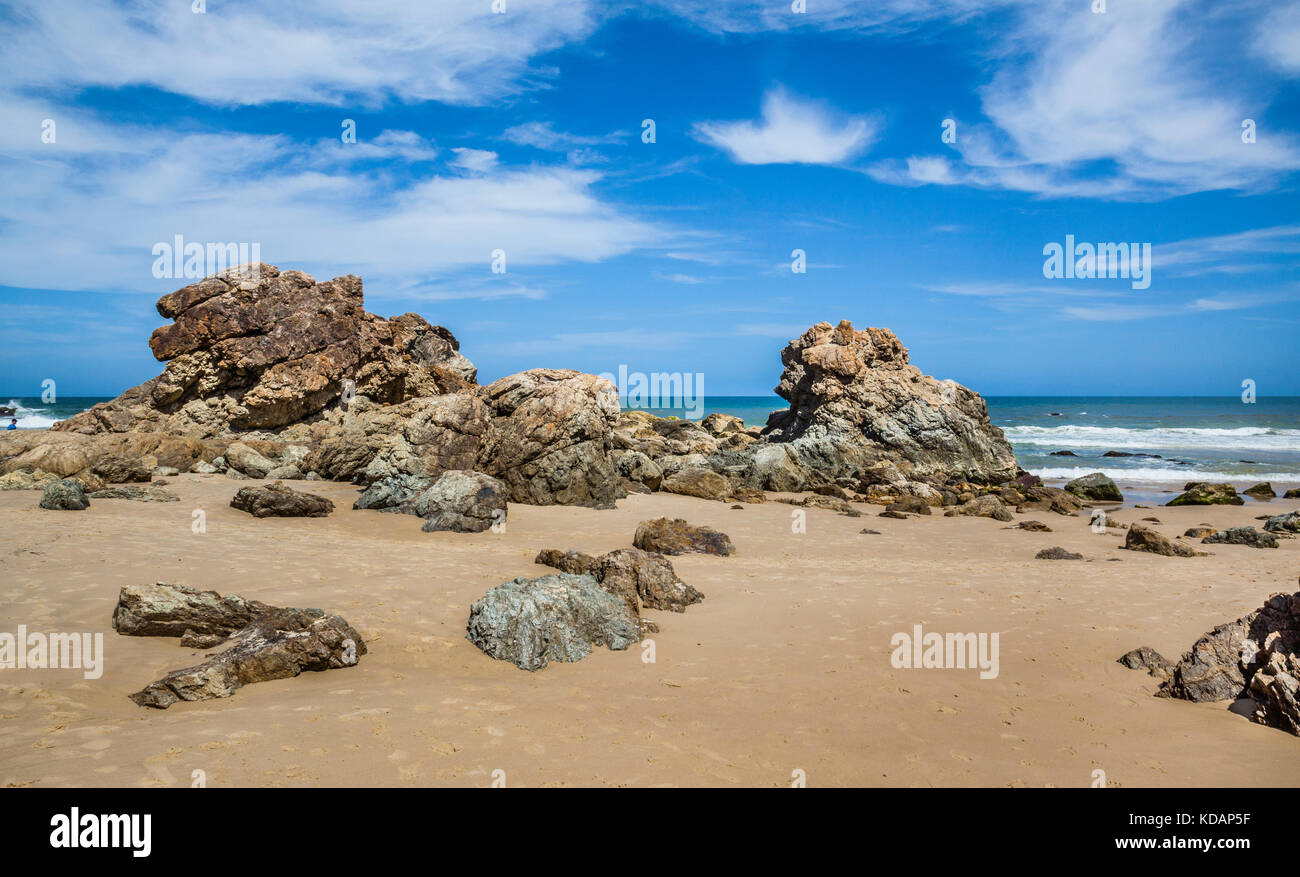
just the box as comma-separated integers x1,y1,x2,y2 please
1,0,1298,397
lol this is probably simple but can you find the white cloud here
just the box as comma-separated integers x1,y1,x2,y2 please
0,0,605,107
450,148,499,173
1255,1,1300,74
501,121,625,150
693,88,879,165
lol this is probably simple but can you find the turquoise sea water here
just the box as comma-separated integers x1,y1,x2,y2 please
9,394,1299,486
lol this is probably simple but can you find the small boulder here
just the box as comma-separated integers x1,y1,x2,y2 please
947,494,1014,522
1202,527,1279,549
1124,523,1206,557
1166,482,1244,506
886,495,932,515
412,470,507,533
633,517,735,556
1243,482,1276,500
39,478,89,510
1035,546,1083,560
231,481,334,518
1017,520,1052,532
1183,526,1218,538
594,548,704,613
1117,646,1173,679
1065,472,1123,503
1263,511,1300,535
661,466,732,502
534,548,598,575
466,573,640,671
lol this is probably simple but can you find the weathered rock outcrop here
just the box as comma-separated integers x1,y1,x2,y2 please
53,263,476,438
113,582,365,708
1151,590,1300,735
412,470,506,533
466,573,640,671
710,321,1016,491
477,369,623,507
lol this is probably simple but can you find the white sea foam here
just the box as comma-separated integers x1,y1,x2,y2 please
1003,425,1300,453
4,399,63,430
1029,466,1300,484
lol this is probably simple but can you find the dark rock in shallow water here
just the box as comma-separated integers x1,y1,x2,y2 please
1049,450,1077,456
39,478,90,510
113,582,365,708
1285,488,1300,499
1064,472,1123,503
413,470,507,533
634,517,735,556
231,481,334,517
466,573,640,671
1166,482,1244,506
1035,546,1083,560
1203,527,1279,549
1243,482,1276,499
1124,523,1206,557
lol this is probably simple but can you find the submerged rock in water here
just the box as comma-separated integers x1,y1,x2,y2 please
466,573,640,671
1243,482,1275,499
633,517,735,556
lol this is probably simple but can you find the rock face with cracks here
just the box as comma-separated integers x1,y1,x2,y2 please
112,583,365,708
53,263,476,438
465,573,640,671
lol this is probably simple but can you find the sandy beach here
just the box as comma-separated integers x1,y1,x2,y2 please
3,470,1297,788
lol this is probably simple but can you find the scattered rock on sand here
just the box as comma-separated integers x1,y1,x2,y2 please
1065,472,1123,502
1117,646,1173,679
230,481,334,518
353,473,432,513
39,478,90,510
466,573,640,671
88,485,180,502
634,517,735,556
0,469,60,491
534,548,598,575
661,466,732,502
1166,482,1244,506
1123,523,1206,557
411,470,507,533
1153,590,1300,735
1016,520,1052,532
1263,511,1300,535
879,510,911,520
1202,527,1279,549
1243,482,1276,499
1184,526,1218,538
1035,547,1083,560
860,528,881,535
946,494,1013,522
113,582,365,708
886,495,932,515
594,548,704,613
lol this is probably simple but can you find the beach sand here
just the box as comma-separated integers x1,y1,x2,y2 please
2,474,1298,788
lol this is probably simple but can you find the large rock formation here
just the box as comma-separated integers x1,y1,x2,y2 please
53,263,476,438
1151,590,1300,735
709,321,1017,491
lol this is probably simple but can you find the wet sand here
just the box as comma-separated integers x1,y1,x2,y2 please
2,475,1298,787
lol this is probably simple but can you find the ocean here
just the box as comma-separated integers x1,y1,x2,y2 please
7,394,1299,487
